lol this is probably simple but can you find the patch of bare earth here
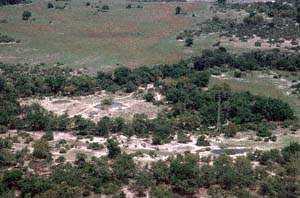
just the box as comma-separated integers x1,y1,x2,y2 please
20,92,163,121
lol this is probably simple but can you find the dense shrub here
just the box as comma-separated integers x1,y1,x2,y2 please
22,11,31,20
32,139,51,159
185,37,193,47
102,4,109,10
47,2,54,8
196,135,210,146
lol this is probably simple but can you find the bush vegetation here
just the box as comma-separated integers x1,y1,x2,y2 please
0,1,300,196
179,0,300,47
2,142,299,197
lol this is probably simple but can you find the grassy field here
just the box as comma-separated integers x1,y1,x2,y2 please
0,0,221,69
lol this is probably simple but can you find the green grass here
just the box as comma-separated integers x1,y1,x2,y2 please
0,0,249,69
0,0,205,69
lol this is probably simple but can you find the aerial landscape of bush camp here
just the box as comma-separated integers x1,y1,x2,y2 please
1,0,300,197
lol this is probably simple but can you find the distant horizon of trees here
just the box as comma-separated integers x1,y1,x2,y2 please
0,0,25,6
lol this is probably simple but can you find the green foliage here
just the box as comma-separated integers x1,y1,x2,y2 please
0,125,8,133
22,104,50,131
193,48,300,72
37,183,81,198
0,34,17,43
32,139,51,159
112,117,125,133
0,0,25,6
101,98,113,105
256,124,272,137
196,135,210,146
55,156,65,163
47,2,54,8
102,4,109,10
243,13,264,25
2,142,300,197
22,11,31,20
107,139,121,159
213,155,239,189
2,169,23,189
20,177,52,198
41,131,54,141
185,37,193,47
143,92,154,102
152,160,169,184
0,148,16,166
112,154,135,184
175,6,181,15
233,70,242,78
177,130,191,143
87,142,103,150
75,152,87,165
96,116,112,137
134,171,153,196
217,0,226,4
224,123,238,137
169,155,200,195
74,115,96,135
152,122,173,145
130,115,150,138
188,1,300,47
176,112,201,131
151,186,174,198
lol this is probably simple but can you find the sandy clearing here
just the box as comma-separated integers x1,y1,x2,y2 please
20,92,163,122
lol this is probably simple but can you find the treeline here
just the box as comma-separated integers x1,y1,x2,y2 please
0,0,26,6
130,0,186,2
0,61,209,97
2,139,300,197
2,48,300,100
193,48,300,72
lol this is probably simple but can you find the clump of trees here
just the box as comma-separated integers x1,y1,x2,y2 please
193,47,300,72
22,11,31,20
102,4,109,11
175,6,181,15
0,0,26,6
0,34,18,43
196,135,210,146
180,0,300,47
185,37,193,47
32,138,51,159
47,2,54,8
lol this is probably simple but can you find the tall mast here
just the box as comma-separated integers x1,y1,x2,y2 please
217,90,221,131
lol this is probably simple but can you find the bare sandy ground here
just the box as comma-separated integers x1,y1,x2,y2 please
20,91,163,122
8,128,298,168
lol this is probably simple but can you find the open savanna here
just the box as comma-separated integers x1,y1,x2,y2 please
0,0,217,69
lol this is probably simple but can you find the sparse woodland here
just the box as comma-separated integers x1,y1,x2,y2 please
1,0,300,197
